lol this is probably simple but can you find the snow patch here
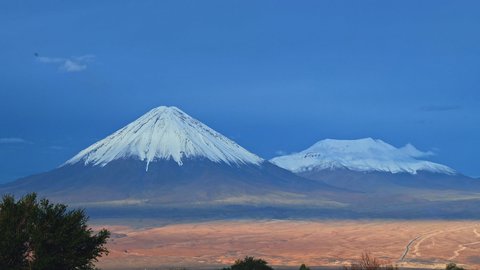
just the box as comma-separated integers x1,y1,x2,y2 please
270,138,455,175
65,106,263,170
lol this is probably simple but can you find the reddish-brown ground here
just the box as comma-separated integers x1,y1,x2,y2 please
94,220,480,270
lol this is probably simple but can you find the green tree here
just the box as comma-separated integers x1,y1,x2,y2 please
0,193,110,270
299,264,310,270
446,263,466,270
223,256,274,270
0,193,36,270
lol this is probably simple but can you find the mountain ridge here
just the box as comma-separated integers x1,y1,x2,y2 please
271,138,455,175
2,107,480,219
0,106,344,209
65,106,263,171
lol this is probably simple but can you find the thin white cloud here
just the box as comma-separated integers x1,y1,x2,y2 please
35,54,94,72
0,137,32,144
399,143,435,158
63,60,87,72
73,55,95,62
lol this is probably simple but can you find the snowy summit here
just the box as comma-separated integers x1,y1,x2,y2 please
65,106,263,170
270,138,455,175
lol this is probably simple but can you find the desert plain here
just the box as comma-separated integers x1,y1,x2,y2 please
93,219,480,270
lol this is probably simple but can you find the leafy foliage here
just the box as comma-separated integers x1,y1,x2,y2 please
0,193,36,270
299,263,310,270
446,263,466,270
0,193,110,270
223,256,274,270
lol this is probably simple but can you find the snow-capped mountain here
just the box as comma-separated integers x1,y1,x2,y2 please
270,138,480,200
271,138,455,175
65,106,263,170
3,111,480,218
0,106,337,207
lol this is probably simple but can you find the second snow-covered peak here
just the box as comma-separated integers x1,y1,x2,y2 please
65,106,263,170
270,138,455,175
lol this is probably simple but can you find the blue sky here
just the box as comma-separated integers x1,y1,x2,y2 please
0,0,479,183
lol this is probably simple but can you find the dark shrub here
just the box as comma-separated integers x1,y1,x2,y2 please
0,193,110,270
223,256,274,270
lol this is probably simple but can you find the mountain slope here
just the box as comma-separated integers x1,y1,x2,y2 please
0,106,343,209
271,138,480,194
271,138,455,175
65,106,263,170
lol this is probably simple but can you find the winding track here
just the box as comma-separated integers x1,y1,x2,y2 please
448,226,480,261
399,235,422,262
399,225,480,263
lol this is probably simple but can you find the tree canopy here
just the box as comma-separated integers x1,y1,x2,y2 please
446,263,466,270
299,264,311,270
0,193,110,270
223,256,274,270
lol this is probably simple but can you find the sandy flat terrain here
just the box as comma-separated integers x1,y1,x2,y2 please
94,220,480,270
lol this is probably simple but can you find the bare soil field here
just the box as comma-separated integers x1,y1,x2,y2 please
94,220,480,270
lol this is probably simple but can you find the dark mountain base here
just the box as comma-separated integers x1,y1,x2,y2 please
3,162,480,219
299,169,480,192
0,159,340,203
